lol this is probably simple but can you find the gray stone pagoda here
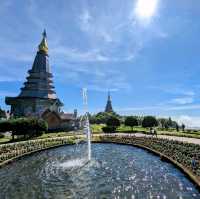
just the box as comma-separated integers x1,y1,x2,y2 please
105,92,114,113
5,30,63,117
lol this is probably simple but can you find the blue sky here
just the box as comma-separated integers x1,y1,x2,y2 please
0,0,200,126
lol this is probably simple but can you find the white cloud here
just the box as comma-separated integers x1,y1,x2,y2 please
174,115,200,128
51,45,136,63
52,46,110,62
116,104,200,116
149,85,195,96
167,104,200,111
77,3,169,67
79,9,114,43
157,31,168,39
170,97,194,105
27,0,45,29
99,30,113,43
79,9,92,32
86,85,119,92
53,57,131,92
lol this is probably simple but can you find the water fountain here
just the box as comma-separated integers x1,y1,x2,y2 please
83,88,91,161
59,88,91,169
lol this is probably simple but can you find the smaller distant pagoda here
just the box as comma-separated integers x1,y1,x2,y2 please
105,92,114,113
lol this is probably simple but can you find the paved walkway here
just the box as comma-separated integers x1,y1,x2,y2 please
96,133,200,145
137,133,200,145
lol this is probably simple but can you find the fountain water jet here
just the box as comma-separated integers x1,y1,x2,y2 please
83,88,91,161
59,89,91,169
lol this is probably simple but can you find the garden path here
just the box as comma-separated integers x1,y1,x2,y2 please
100,133,200,145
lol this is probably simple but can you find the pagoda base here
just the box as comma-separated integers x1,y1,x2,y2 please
5,96,62,117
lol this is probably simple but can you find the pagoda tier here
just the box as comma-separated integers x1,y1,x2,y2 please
19,48,56,99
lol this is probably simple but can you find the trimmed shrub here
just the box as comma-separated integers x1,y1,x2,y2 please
102,126,116,133
142,116,158,128
0,137,76,164
124,116,138,131
106,117,120,128
0,118,48,139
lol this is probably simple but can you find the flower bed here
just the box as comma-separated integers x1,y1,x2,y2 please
0,137,76,166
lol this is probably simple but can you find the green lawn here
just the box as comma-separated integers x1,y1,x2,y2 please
36,131,77,139
117,125,148,132
91,124,105,133
91,124,148,133
0,136,11,144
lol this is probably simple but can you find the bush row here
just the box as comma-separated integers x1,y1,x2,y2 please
0,118,48,139
0,137,75,164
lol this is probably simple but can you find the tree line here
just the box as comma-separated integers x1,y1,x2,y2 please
89,112,185,132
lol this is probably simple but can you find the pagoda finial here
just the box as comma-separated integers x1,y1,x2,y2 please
43,29,47,38
108,91,111,101
38,29,48,53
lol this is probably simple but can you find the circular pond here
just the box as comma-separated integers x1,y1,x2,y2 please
0,143,199,198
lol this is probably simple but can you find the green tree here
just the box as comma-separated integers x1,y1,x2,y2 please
181,123,185,132
0,107,6,119
176,123,179,132
89,111,120,124
102,126,116,133
106,116,120,132
158,118,166,129
168,117,173,127
0,120,10,132
171,121,178,128
142,116,158,128
124,116,138,131
0,118,48,140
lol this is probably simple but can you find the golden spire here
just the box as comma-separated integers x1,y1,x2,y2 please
38,29,48,53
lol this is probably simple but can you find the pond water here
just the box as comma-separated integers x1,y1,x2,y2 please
0,143,199,199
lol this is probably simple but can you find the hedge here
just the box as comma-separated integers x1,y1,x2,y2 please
0,137,76,165
102,126,116,133
0,118,48,139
